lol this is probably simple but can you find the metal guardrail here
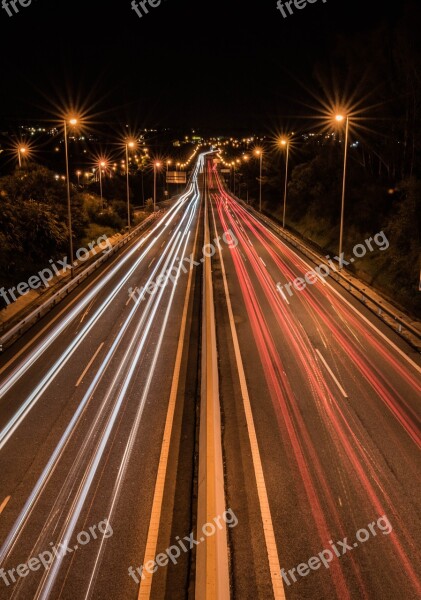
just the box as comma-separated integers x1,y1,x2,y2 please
0,213,160,351
238,200,421,348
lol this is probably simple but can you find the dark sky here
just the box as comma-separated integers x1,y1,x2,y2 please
0,0,409,131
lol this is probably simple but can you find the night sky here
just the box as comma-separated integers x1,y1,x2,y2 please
0,0,409,130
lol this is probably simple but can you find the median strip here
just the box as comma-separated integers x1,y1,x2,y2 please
196,165,231,599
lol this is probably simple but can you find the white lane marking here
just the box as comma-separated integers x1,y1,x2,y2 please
161,241,166,248
75,343,104,387
211,205,286,600
0,496,10,515
315,349,349,399
259,257,267,268
276,284,290,305
238,204,421,375
0,199,188,392
148,258,155,269
126,292,136,307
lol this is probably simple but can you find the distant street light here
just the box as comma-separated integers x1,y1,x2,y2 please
231,162,236,195
125,139,136,230
254,149,263,211
76,170,82,186
335,113,350,269
18,146,27,168
279,137,290,228
154,161,161,212
64,116,78,278
167,159,172,197
98,160,107,209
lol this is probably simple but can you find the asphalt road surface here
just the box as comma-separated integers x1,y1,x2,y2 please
207,159,421,600
0,153,420,600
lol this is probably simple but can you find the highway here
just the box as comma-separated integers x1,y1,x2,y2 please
207,159,421,599
0,155,207,599
0,152,420,600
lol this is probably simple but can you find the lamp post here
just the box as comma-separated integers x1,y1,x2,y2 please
255,149,263,211
125,140,135,230
154,162,161,212
335,114,350,268
167,159,172,198
18,146,27,168
98,161,106,209
280,137,290,228
76,170,82,186
64,117,78,278
236,159,241,196
231,162,236,195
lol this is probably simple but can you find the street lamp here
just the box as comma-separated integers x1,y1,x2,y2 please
18,146,27,168
64,117,78,278
166,160,172,197
154,162,161,212
279,137,290,228
335,114,350,269
236,159,241,197
231,162,236,195
255,149,263,211
76,170,82,186
125,139,136,230
98,160,107,209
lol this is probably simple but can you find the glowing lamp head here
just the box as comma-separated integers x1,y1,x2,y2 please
335,114,345,122
100,161,106,167
19,147,27,154
69,118,78,126
128,141,135,148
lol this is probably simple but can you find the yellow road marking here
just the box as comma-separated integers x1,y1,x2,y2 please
211,200,286,600
138,212,199,600
0,496,11,515
75,343,104,387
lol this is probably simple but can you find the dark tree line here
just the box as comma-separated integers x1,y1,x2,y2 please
238,2,421,315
